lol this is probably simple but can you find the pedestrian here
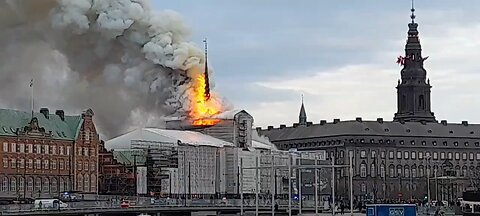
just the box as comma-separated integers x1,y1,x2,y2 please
341,202,345,215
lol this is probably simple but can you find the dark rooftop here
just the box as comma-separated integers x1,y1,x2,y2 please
259,119,480,142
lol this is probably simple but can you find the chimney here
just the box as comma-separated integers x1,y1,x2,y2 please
255,127,262,132
441,120,447,126
306,122,313,126
462,121,468,126
55,110,65,121
320,120,327,125
376,118,383,123
267,126,274,130
280,124,286,129
333,119,340,124
40,108,49,119
356,117,362,122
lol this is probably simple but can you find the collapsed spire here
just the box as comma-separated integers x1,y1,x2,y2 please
203,38,211,101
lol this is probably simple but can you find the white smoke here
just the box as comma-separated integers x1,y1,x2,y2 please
0,0,222,138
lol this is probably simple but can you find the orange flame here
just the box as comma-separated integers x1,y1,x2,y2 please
188,67,222,126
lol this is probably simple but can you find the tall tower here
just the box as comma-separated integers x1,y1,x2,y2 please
299,95,307,125
394,2,436,123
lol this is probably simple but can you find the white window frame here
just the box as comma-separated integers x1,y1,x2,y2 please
2,142,7,152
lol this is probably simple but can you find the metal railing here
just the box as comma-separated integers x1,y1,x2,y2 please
0,198,322,213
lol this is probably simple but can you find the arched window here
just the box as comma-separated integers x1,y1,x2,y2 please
77,175,83,191
411,165,417,178
43,177,49,192
370,163,376,177
51,178,57,192
2,177,8,192
462,166,468,177
90,174,96,191
35,177,41,192
27,177,33,191
418,165,424,177
60,178,65,192
419,95,425,110
18,177,24,192
360,163,367,177
84,174,89,192
455,165,461,177
404,165,410,178
10,177,16,192
397,165,402,177
389,165,395,177
380,164,385,178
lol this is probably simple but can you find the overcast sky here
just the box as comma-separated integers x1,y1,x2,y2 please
153,1,480,128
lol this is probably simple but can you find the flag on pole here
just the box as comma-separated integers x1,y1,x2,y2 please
396,56,405,66
30,79,33,87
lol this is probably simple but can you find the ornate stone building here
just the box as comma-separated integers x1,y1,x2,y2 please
0,108,100,200
260,8,480,202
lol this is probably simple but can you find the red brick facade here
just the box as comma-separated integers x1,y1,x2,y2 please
0,108,100,199
98,141,134,195
73,109,99,193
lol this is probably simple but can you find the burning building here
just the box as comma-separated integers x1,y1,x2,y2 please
105,128,233,197
103,108,291,199
166,110,254,149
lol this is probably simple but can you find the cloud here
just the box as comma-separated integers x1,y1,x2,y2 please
250,20,480,127
150,1,480,128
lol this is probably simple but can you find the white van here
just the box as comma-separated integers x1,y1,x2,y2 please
34,199,68,209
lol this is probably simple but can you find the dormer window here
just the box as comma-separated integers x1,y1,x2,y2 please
85,129,90,141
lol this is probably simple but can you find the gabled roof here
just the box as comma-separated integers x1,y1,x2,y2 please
105,128,234,150
261,120,480,142
0,109,83,141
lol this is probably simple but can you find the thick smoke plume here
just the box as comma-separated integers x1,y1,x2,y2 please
0,0,226,138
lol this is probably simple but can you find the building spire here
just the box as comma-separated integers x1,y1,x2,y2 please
299,94,307,125
410,0,416,23
394,2,436,123
203,38,211,101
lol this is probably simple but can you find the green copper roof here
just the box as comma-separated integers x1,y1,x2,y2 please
0,109,83,141
112,150,146,166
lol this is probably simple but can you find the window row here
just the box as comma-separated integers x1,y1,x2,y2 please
359,163,480,178
76,147,96,157
357,150,480,161
75,173,97,192
399,140,479,147
0,176,71,193
2,158,96,171
2,142,71,155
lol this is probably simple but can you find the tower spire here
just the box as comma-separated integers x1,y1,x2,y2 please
410,0,416,23
394,3,436,123
299,94,307,125
203,38,211,101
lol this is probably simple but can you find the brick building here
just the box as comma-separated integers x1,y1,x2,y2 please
98,141,135,195
0,108,100,200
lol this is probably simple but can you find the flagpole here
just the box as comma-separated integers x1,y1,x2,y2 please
30,78,34,118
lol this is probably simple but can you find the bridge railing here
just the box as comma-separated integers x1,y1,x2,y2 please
0,198,309,213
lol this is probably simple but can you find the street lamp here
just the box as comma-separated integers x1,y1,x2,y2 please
425,155,431,204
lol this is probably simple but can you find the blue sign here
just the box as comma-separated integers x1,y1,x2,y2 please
366,204,416,216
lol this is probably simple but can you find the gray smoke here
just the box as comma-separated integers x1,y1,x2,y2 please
0,0,223,138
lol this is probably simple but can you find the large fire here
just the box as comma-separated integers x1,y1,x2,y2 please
188,67,222,126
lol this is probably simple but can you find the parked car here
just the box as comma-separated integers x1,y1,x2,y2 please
34,199,68,209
